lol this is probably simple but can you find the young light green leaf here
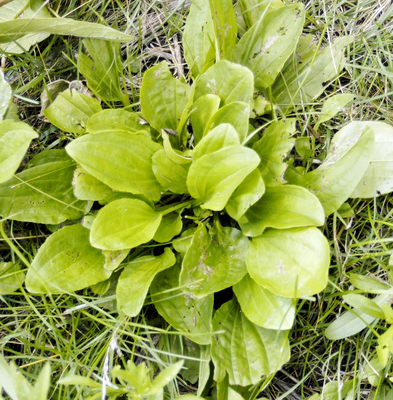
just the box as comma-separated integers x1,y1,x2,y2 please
239,185,325,237
208,0,237,59
103,248,130,271
237,0,283,29
272,35,353,107
286,122,375,215
0,18,134,45
183,0,215,77
153,212,183,243
0,159,89,224
253,119,296,186
350,121,393,198
0,68,11,120
79,39,126,102
151,263,213,345
232,4,305,90
180,221,249,298
211,299,290,386
0,0,52,54
377,325,393,367
204,102,249,142
247,227,330,298
66,132,163,201
151,360,184,392
162,132,192,164
172,227,198,255
141,62,191,132
26,224,109,293
117,248,175,317
0,120,38,183
194,61,254,109
187,146,260,210
72,165,112,201
314,93,354,131
0,262,25,294
343,293,385,320
86,109,148,135
27,149,70,167
324,294,390,340
3,101,19,122
90,198,162,250
193,123,240,161
152,149,190,194
349,273,389,292
44,89,102,135
197,346,211,397
58,375,102,388
225,168,265,222
234,274,295,330
190,94,221,144
0,354,51,400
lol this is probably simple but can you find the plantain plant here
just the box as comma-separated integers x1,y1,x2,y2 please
1,0,393,397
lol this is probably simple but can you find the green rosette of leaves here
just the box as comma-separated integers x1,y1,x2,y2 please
3,0,393,392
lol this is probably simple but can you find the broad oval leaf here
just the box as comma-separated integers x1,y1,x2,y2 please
194,61,254,109
153,212,183,243
66,132,163,201
247,227,330,298
0,18,134,44
0,120,38,183
0,69,12,120
225,169,265,222
190,94,221,144
141,62,191,132
239,185,325,237
286,122,375,215
234,274,296,330
172,227,198,255
151,263,213,345
351,121,393,198
152,149,190,194
90,198,162,250
204,102,250,142
86,109,148,135
179,221,249,298
117,248,176,317
26,224,109,293
253,119,295,186
0,159,89,224
183,0,215,77
193,123,240,161
232,4,305,90
187,146,260,210
211,299,290,386
44,89,102,135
